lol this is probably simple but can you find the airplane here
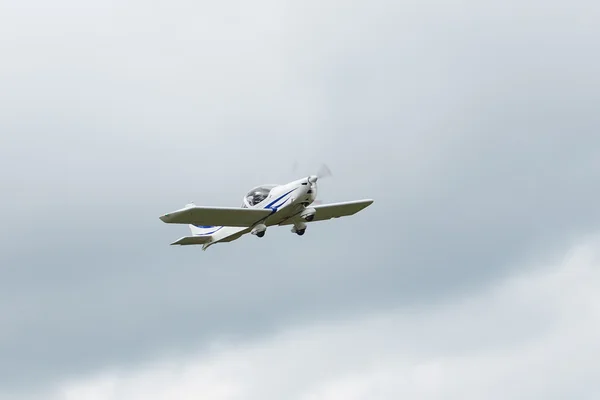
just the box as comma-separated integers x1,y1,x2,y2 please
159,169,373,251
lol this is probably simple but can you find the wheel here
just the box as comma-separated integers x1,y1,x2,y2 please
296,229,305,236
305,215,314,222
257,231,265,238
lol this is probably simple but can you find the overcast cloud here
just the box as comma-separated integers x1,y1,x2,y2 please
49,235,600,400
1,0,600,398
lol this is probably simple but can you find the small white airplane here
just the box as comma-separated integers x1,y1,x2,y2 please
159,168,373,251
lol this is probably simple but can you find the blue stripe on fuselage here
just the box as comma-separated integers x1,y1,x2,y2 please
265,188,297,210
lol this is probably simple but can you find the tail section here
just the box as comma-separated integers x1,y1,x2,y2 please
189,224,223,236
164,203,221,249
167,203,237,250
188,223,223,251
183,203,224,237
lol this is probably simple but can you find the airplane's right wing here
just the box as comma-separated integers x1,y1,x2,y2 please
159,206,272,227
279,199,374,225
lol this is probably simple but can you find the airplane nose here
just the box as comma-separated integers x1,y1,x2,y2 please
308,175,318,183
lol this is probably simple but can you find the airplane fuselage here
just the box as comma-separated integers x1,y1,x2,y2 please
200,175,319,248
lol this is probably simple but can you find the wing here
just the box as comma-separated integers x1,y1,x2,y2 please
169,236,212,246
280,199,374,225
159,206,271,227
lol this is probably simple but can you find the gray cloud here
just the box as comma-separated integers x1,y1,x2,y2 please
1,0,600,395
20,235,600,399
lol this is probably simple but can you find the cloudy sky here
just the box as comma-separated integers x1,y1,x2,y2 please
1,0,599,398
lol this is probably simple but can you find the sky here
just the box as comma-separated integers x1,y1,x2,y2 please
1,0,599,398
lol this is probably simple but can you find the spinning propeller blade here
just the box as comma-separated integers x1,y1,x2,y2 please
291,162,332,204
316,163,333,180
309,164,332,205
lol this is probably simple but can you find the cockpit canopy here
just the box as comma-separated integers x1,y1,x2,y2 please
243,184,278,207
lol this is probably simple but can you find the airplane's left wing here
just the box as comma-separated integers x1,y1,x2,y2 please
160,206,272,227
279,199,374,225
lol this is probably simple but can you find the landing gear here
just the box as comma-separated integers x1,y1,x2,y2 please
291,221,307,236
251,223,267,238
305,215,314,222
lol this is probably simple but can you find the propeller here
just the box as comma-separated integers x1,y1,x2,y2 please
291,161,333,180
316,163,333,180
305,163,332,206
308,163,333,184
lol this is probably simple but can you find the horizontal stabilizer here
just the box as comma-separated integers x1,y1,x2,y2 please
160,206,272,227
169,236,213,246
